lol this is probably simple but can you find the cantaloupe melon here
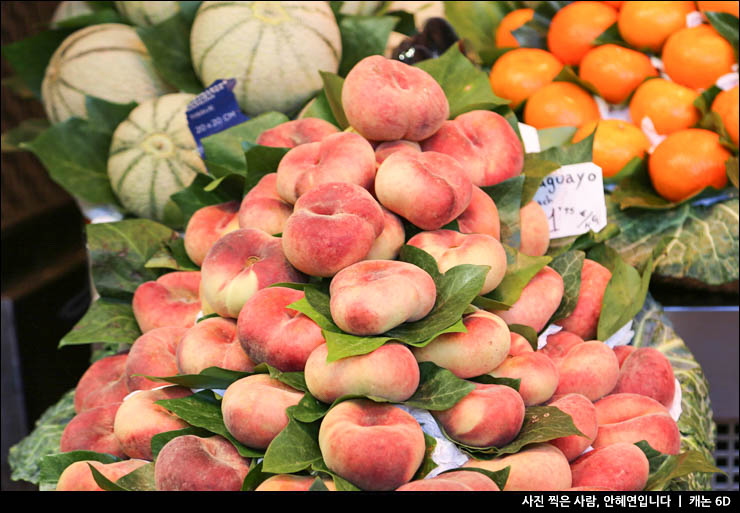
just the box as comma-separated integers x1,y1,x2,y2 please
41,23,175,124
107,93,207,222
114,1,180,27
190,1,342,116
50,1,95,28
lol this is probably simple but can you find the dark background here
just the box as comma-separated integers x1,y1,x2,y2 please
2,0,94,492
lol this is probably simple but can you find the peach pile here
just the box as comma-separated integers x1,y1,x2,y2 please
55,54,684,493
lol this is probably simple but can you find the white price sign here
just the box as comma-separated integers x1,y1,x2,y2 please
533,162,608,239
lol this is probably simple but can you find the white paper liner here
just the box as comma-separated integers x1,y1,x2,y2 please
686,11,704,28
518,122,541,154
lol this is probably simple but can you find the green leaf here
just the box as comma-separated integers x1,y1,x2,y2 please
261,410,322,474
299,90,341,127
8,390,76,486
479,244,551,308
413,433,439,481
443,1,512,65
58,297,141,348
1,119,50,152
20,118,119,205
243,143,291,194
512,1,570,50
52,9,125,29
415,44,509,118
479,175,526,248
319,72,349,129
398,244,444,284
507,324,538,352
403,362,475,411
136,11,202,93
694,85,722,117
40,451,119,491
150,426,214,459
145,237,200,271
142,366,250,390
89,463,128,491
170,173,242,226
470,374,522,391
200,112,289,179
308,477,331,491
537,126,577,151
652,199,739,286
86,219,177,300
257,363,309,393
84,96,138,135
593,22,627,46
588,243,652,342
156,390,264,458
705,11,740,60
338,15,399,76
553,65,599,96
635,441,723,492
114,462,157,491
441,466,510,490
727,156,739,189
241,460,274,491
521,154,561,205
1,29,73,99
548,250,585,322
311,459,362,491
462,405,586,457
604,155,646,186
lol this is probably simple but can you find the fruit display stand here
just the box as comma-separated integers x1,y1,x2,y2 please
1,1,735,493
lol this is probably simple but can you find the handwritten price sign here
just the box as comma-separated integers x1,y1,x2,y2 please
533,162,608,239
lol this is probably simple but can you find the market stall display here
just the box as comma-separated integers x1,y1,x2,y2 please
2,0,736,492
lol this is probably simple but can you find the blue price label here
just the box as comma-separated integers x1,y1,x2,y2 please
186,78,250,158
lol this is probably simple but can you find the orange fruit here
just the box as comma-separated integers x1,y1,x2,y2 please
712,86,740,145
572,119,651,178
629,78,700,135
602,1,625,9
697,1,740,17
495,8,534,48
618,1,695,52
649,128,731,202
547,2,618,66
489,48,564,107
578,44,658,104
524,81,601,129
662,25,736,91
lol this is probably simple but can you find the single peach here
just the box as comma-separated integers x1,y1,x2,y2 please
519,201,550,256
456,185,501,240
255,474,336,491
200,228,306,318
125,326,188,392
612,347,676,407
183,201,240,267
491,266,565,333
132,271,202,334
555,259,612,340
554,341,620,401
374,140,421,165
375,151,472,231
74,354,129,413
221,374,304,450
421,110,524,187
412,310,511,379
364,207,405,261
176,317,255,375
60,403,126,459
281,182,385,278
318,399,426,491
329,259,436,336
489,352,560,406
546,393,598,461
154,434,250,491
56,459,150,491
396,471,500,491
570,443,649,491
237,286,325,372
237,173,293,235
342,55,449,141
275,131,376,204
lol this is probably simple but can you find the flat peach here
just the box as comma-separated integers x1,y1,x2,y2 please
183,201,240,267
125,326,188,392
256,118,339,148
237,286,325,372
237,173,293,235
132,271,202,333
555,259,612,340
329,259,436,336
56,459,150,491
492,266,564,333
74,354,129,413
421,110,524,187
457,185,501,240
60,403,126,458
176,317,255,375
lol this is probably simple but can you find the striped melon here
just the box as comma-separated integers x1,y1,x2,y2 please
41,23,175,124
107,93,207,222
190,1,342,116
50,1,95,28
114,1,180,27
